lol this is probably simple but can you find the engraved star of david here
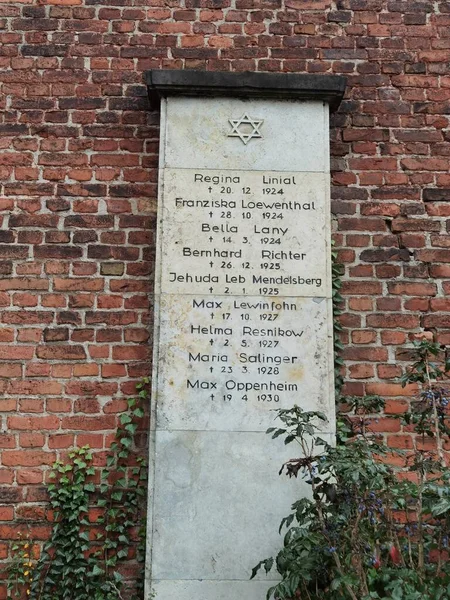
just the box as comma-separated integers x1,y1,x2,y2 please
228,113,264,145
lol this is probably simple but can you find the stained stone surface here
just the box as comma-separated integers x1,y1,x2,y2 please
156,295,333,431
152,580,281,600
163,97,329,172
151,430,334,583
146,95,335,599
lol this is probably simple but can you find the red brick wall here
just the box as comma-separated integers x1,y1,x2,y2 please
0,0,449,588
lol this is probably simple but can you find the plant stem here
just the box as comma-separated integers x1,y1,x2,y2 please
299,436,359,600
417,468,424,574
437,530,443,576
350,507,369,596
425,351,446,466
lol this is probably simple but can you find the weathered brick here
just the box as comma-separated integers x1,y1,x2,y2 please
0,347,34,360
36,345,86,360
416,249,450,263
423,188,450,202
388,282,437,296
8,416,60,430
2,451,56,467
360,248,410,262
61,416,116,430
43,328,69,342
100,262,125,276
54,278,104,291
342,347,388,361
366,314,421,329
391,218,441,232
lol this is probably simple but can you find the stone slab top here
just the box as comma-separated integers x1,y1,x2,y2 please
145,69,347,112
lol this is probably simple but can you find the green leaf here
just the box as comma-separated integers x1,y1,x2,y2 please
120,414,132,425
90,565,104,577
431,498,450,517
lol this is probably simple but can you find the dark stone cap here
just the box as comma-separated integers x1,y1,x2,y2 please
145,70,346,112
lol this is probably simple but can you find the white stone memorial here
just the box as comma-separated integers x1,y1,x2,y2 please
145,71,345,600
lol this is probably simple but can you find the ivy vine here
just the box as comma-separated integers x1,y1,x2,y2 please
6,378,149,600
331,241,345,400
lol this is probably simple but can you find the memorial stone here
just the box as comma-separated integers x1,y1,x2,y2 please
145,71,346,600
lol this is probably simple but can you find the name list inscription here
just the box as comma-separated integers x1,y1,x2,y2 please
161,169,329,298
158,168,331,428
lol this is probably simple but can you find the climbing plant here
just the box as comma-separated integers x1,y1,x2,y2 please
253,341,450,600
6,378,149,600
331,241,345,400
